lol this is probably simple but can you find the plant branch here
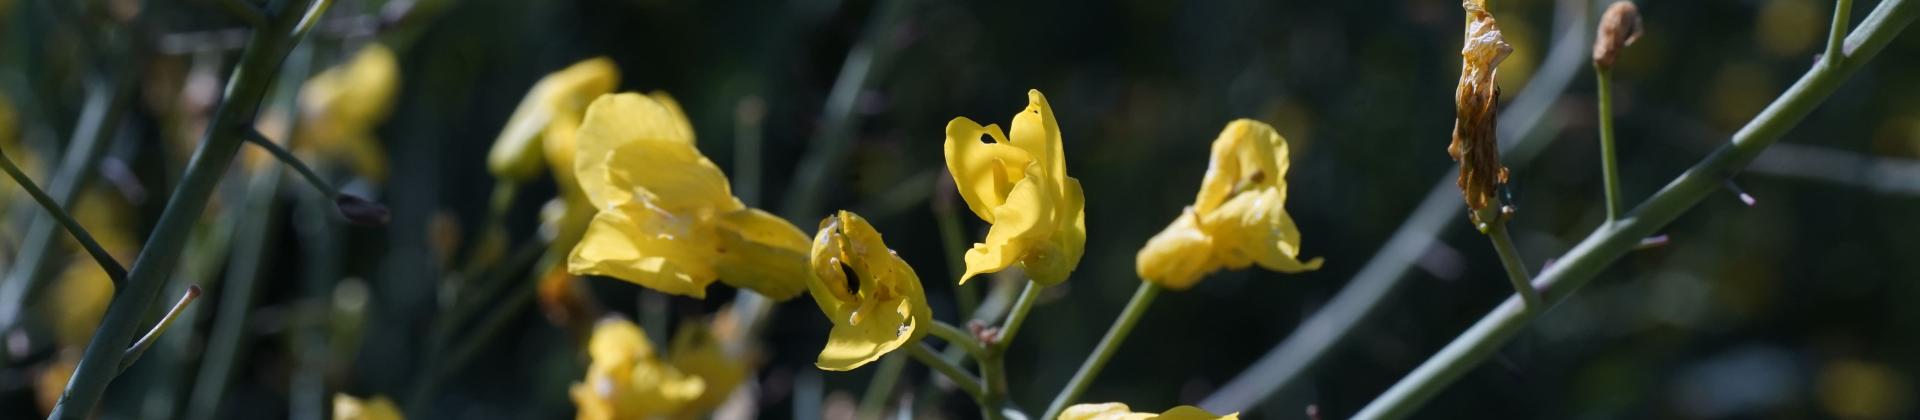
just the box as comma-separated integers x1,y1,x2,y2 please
1828,0,1855,63
1352,2,1917,418
1485,219,1538,314
243,128,341,197
53,1,332,417
1042,281,1161,420
907,343,984,402
0,147,126,286
1595,67,1625,221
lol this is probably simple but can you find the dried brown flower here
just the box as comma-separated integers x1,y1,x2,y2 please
1593,1,1644,70
1451,0,1513,213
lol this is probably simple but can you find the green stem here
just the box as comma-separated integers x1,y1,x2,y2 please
991,281,1041,354
117,285,202,374
243,128,340,198
53,1,330,417
935,195,977,316
978,353,1009,420
1828,0,1855,64
185,166,284,420
1594,67,1624,222
1353,2,1916,418
906,343,984,402
855,354,907,420
1486,220,1539,314
1042,281,1160,420
926,319,987,360
0,146,125,285
0,78,129,327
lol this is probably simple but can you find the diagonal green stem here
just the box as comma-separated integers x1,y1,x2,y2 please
991,281,1041,353
1042,281,1160,420
1828,0,1855,64
1484,217,1539,313
52,1,332,417
0,147,125,285
927,319,988,360
907,343,984,402
1353,2,1917,418
243,128,341,198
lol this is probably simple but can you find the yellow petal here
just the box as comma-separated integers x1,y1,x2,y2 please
943,117,1030,222
1202,187,1323,274
805,211,929,371
1058,402,1238,420
568,201,720,298
333,394,404,420
575,93,734,212
1008,89,1068,193
713,208,812,300
647,91,696,144
489,57,620,181
1195,119,1285,215
960,164,1055,284
1136,209,1220,290
667,320,746,416
587,317,656,363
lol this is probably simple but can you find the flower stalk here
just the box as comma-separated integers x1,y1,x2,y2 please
0,145,126,285
1042,281,1162,420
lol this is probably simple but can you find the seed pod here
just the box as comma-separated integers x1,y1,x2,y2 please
1593,1,1644,70
1451,0,1513,214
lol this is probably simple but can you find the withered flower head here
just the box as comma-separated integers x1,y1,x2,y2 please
1592,1,1643,70
1450,0,1513,214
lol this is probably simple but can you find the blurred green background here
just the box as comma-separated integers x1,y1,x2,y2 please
2,0,1918,418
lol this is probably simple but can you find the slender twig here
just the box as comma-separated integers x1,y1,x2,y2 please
54,1,332,417
1485,219,1538,313
907,343,984,402
927,320,988,360
0,147,126,285
185,166,284,420
1042,281,1161,420
1594,67,1625,221
1828,0,1855,64
243,128,341,197
855,354,908,420
1353,2,1916,418
0,78,130,329
1200,0,1595,410
991,281,1041,353
117,285,202,374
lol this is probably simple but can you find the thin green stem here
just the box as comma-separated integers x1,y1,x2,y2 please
991,281,1042,354
978,353,1009,420
185,166,284,420
0,147,125,285
1594,67,1624,222
1828,0,1855,64
243,128,341,198
0,78,129,330
855,354,907,420
117,285,202,374
53,1,330,417
906,343,985,402
1353,2,1916,418
1042,281,1161,420
926,319,988,360
1486,221,1539,314
935,194,978,316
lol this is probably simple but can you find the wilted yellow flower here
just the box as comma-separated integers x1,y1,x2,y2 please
332,394,403,420
1059,402,1239,420
804,211,931,371
567,92,810,300
490,57,620,183
572,318,704,419
1137,120,1322,290
943,89,1086,285
298,43,400,182
1450,0,1513,215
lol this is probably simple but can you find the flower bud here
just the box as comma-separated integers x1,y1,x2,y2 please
1592,1,1643,71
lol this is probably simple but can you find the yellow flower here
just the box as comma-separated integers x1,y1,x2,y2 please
572,318,704,419
943,89,1086,285
1136,119,1322,290
804,210,931,371
567,92,809,300
665,318,748,416
332,394,404,420
298,43,400,182
1058,402,1239,420
489,57,621,183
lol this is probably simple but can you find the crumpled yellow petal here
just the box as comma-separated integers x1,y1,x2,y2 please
1059,402,1238,420
944,117,1029,221
570,200,720,298
1203,188,1323,274
667,320,746,416
575,93,734,212
489,57,620,181
1009,89,1067,194
333,394,404,420
571,318,706,420
712,208,812,300
960,163,1054,284
1136,209,1219,291
805,211,930,371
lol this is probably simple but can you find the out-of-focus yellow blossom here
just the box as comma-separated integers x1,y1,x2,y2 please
665,318,748,416
804,211,930,371
332,394,404,420
567,93,809,300
297,43,399,182
1137,120,1322,290
1059,402,1239,420
943,89,1086,285
570,317,734,420
490,57,620,183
